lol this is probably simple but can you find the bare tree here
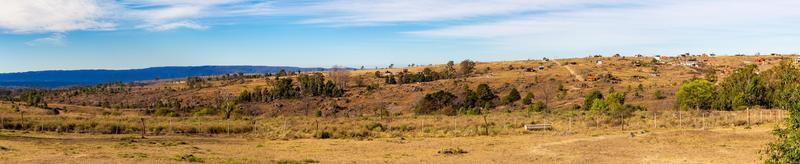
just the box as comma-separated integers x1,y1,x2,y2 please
329,65,351,88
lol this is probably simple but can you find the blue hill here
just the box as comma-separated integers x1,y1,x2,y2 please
0,66,329,88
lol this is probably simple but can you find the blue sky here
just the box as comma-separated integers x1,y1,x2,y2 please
2,0,800,73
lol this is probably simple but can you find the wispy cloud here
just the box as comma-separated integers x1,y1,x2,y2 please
403,0,800,55
25,33,67,46
143,21,208,31
0,0,116,33
283,0,621,25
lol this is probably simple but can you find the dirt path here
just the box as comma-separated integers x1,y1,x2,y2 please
554,60,584,81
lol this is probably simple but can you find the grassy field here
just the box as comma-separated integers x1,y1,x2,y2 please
0,124,777,163
0,99,786,163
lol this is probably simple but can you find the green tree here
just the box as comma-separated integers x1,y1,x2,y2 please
589,99,609,112
502,88,521,105
521,93,534,105
762,60,800,109
583,90,603,110
676,79,715,110
713,65,766,110
415,91,457,115
475,84,496,106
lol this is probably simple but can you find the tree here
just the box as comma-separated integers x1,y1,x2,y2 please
502,88,521,105
765,95,800,162
676,79,715,110
186,76,206,89
221,101,237,119
589,99,609,112
521,93,534,105
415,90,456,115
459,60,476,76
583,90,603,110
329,65,350,89
271,78,298,99
475,84,496,106
762,60,800,109
713,65,766,110
445,61,456,78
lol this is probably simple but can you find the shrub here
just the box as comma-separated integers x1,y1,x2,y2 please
315,131,332,139
521,93,534,105
172,154,204,163
438,147,468,155
583,90,603,110
414,91,456,115
365,123,386,132
526,101,545,113
501,88,521,105
273,159,320,164
654,90,666,99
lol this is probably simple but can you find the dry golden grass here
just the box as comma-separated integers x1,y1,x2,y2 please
0,123,777,163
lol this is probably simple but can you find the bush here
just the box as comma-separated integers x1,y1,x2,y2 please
172,154,203,163
521,93,534,105
654,90,666,99
676,79,715,110
365,123,386,132
458,107,481,115
501,88,521,105
526,101,545,113
414,91,456,115
584,90,603,110
438,147,468,155
315,131,332,139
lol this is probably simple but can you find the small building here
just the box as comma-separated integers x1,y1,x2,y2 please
795,57,800,64
538,65,545,70
682,59,699,67
595,60,604,65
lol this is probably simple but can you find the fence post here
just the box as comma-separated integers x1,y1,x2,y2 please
679,111,682,128
140,118,146,139
653,112,657,129
747,108,751,126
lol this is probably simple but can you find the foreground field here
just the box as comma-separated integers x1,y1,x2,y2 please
0,124,775,163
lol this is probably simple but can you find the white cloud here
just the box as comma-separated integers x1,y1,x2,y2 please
0,0,116,33
0,0,273,33
25,33,67,46
405,0,800,55
144,21,208,31
280,0,626,25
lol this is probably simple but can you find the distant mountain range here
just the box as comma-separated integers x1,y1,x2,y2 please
0,66,332,88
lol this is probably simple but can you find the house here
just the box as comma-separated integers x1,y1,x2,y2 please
795,57,800,64
538,65,545,70
595,60,604,65
682,58,699,67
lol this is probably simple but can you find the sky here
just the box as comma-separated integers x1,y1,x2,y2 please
2,0,800,73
